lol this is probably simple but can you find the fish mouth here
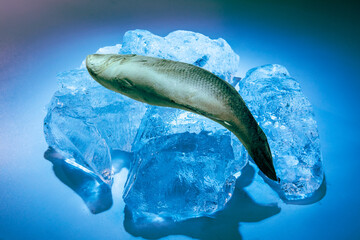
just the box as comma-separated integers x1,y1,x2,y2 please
86,54,115,91
86,54,110,77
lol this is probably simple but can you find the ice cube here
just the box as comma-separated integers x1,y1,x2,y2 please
236,64,323,200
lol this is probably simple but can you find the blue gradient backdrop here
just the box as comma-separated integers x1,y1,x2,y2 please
0,1,359,239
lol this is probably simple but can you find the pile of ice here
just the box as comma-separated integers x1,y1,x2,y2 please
44,29,323,221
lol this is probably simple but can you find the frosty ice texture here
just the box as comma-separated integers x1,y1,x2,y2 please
236,64,323,200
120,29,240,85
44,68,147,185
124,107,246,221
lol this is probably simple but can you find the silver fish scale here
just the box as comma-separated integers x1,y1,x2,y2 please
145,59,236,104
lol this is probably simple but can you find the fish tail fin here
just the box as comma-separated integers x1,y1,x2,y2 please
249,138,279,182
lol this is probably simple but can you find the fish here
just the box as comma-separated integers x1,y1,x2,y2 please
86,54,278,181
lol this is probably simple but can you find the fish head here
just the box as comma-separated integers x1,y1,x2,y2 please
86,54,140,95
86,54,174,106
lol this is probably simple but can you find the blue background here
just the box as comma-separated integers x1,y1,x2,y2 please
1,1,359,239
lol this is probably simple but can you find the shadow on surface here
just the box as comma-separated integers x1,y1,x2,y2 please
44,146,325,239
44,147,113,214
123,164,281,240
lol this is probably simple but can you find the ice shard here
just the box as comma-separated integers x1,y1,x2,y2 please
236,64,323,200
44,68,146,186
124,107,246,221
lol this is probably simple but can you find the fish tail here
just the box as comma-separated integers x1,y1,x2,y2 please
248,132,279,182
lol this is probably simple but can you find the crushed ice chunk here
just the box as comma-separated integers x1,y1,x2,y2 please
44,68,146,186
236,64,323,200
124,107,246,221
119,29,240,85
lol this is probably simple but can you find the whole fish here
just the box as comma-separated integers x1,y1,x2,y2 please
86,54,278,181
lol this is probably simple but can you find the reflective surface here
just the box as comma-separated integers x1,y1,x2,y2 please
1,1,360,239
